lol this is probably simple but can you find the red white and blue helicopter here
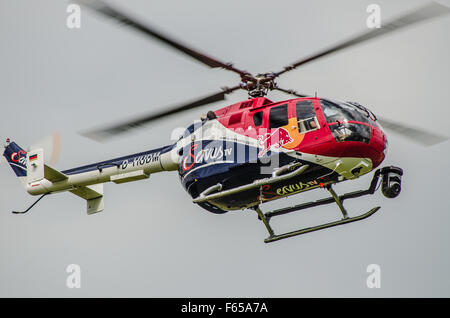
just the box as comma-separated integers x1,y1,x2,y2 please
3,1,449,242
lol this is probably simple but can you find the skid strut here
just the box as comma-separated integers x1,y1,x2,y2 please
253,170,383,243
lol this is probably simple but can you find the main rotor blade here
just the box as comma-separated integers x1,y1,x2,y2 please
78,0,249,77
273,87,309,98
378,117,448,146
80,86,241,142
274,2,450,77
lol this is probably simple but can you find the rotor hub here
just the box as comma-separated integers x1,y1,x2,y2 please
240,73,277,98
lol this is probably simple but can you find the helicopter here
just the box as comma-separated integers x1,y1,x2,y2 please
3,1,449,243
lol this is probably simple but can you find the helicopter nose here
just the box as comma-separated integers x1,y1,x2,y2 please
367,125,386,168
333,124,386,169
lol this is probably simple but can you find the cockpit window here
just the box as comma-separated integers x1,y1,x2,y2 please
253,111,263,126
269,104,288,129
321,99,377,127
329,122,371,144
296,100,319,133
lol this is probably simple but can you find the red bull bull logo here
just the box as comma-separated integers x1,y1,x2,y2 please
257,127,293,157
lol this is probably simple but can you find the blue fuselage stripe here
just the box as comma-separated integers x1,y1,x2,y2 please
62,145,173,175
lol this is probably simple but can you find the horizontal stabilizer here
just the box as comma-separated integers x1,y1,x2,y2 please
70,184,103,200
44,164,68,183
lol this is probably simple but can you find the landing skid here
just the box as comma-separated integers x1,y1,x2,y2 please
253,169,383,243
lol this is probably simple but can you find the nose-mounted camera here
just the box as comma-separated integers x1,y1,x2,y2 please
380,166,403,198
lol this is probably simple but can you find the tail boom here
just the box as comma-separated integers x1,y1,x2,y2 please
26,144,178,196
4,139,179,214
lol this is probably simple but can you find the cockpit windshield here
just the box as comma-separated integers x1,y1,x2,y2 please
321,99,378,127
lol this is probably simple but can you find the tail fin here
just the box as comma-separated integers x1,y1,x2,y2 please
3,138,27,179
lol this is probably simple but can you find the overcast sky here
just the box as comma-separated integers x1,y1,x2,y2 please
1,0,450,297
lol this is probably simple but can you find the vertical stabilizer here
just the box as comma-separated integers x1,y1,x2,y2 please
3,138,27,186
26,148,44,183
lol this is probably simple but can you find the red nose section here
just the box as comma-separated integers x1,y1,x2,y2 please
339,142,385,168
369,126,387,168
337,127,386,168
302,125,386,168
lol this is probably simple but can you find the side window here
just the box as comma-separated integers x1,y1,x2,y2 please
253,111,263,126
268,104,288,129
296,100,319,133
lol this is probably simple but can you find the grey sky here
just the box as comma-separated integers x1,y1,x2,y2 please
1,0,449,297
